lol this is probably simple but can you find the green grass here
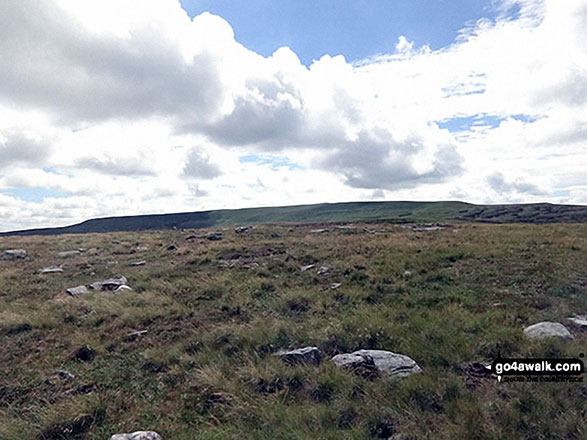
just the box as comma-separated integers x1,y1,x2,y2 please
0,222,585,439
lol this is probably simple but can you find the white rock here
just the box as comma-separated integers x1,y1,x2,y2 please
114,284,133,293
66,285,89,296
39,265,64,274
332,349,421,378
110,431,162,440
523,322,573,340
1,249,27,260
567,315,587,328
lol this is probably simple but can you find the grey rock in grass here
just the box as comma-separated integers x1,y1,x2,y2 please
523,322,573,340
90,275,128,291
235,225,252,234
332,350,422,378
67,285,89,296
300,264,315,272
58,250,81,258
39,265,64,274
317,265,330,275
1,249,27,260
110,431,162,440
311,228,327,233
276,347,322,366
567,314,587,328
114,285,133,293
129,260,146,267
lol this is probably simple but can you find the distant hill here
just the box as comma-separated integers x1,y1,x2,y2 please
2,201,587,236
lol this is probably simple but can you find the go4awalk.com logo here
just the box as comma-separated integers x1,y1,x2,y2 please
490,356,584,383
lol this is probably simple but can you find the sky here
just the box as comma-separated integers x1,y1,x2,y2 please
0,0,586,231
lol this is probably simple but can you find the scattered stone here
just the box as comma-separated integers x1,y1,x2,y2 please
136,245,149,252
275,347,322,365
1,249,27,260
311,228,327,233
300,264,316,272
167,245,177,251
330,282,342,290
186,232,223,241
567,314,587,328
129,260,146,267
412,226,442,232
126,330,148,338
523,321,573,340
114,285,133,293
78,248,88,252
38,265,64,274
235,225,252,234
317,265,330,275
270,232,281,238
332,350,421,378
336,225,357,230
403,270,412,278
66,285,89,296
110,431,162,440
56,369,75,381
90,275,128,291
72,345,95,362
58,250,81,258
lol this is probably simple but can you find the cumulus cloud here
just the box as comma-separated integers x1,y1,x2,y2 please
0,0,585,231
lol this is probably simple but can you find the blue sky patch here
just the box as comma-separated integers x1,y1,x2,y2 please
2,187,67,203
239,154,304,171
437,113,537,133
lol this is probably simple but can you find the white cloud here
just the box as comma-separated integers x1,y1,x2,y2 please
0,0,585,231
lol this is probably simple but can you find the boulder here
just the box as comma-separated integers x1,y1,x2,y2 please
1,249,27,260
523,322,573,340
332,350,421,378
90,275,128,291
567,314,587,328
275,347,322,365
58,250,81,258
67,285,88,296
39,266,64,274
110,432,162,440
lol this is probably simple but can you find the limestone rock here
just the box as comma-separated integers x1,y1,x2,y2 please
275,347,322,365
129,260,146,267
67,285,88,296
39,266,64,274
90,275,128,291
523,322,573,340
1,249,27,260
110,431,162,440
567,314,587,328
332,349,421,378
58,250,80,258
114,285,133,293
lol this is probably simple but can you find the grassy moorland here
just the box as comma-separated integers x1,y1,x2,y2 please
0,222,585,440
2,201,587,236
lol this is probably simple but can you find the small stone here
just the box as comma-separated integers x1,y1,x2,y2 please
67,285,88,296
129,260,146,267
403,270,412,278
114,285,133,293
300,264,315,272
39,266,64,274
235,225,252,234
1,249,27,260
72,345,95,362
136,246,149,252
523,322,573,340
275,347,322,365
317,266,330,275
311,229,327,233
58,250,81,258
330,282,342,289
56,369,75,381
567,314,587,328
110,431,163,440
90,275,128,291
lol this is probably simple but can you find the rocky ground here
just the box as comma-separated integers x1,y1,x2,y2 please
0,222,585,439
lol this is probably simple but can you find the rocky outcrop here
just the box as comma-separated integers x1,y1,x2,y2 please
523,322,573,340
332,350,421,378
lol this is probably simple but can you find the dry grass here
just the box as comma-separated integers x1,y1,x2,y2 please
0,223,585,439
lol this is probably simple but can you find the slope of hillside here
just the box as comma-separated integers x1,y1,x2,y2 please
2,201,587,236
